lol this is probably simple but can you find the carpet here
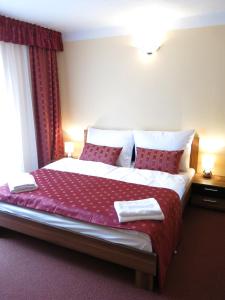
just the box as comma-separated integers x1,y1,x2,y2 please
0,206,224,300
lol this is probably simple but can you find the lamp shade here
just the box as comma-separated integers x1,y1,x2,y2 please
202,154,215,173
202,154,215,178
64,142,74,157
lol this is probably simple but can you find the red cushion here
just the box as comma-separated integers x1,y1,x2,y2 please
134,148,184,174
80,143,122,166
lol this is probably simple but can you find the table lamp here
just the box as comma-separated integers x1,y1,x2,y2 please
64,141,74,158
202,154,215,179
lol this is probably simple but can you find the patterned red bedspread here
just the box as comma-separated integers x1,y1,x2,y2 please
0,169,182,287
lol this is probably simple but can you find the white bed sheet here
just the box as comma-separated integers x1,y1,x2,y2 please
0,159,195,253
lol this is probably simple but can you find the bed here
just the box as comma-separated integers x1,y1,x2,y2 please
0,129,199,290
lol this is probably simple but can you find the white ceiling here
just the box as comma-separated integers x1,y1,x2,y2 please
1,0,225,40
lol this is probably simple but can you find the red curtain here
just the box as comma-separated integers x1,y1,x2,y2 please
29,47,64,167
1,15,64,167
0,15,63,50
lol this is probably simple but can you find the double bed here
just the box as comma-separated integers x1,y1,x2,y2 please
0,129,199,290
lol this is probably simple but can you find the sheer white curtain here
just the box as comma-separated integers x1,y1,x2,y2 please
0,42,38,184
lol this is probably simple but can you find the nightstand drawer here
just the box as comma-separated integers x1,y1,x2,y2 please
192,184,225,198
192,195,225,211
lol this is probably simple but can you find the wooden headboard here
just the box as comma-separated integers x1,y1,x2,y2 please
84,129,199,171
190,134,199,171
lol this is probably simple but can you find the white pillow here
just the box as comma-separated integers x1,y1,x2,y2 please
87,128,134,168
133,129,195,171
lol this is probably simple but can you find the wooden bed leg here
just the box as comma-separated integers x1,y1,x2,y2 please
146,273,154,290
135,270,154,290
135,270,145,288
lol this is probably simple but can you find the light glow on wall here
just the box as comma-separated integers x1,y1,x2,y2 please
200,137,225,153
65,127,84,142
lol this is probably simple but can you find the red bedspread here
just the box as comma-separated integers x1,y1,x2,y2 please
0,169,182,287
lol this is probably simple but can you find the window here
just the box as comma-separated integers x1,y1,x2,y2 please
0,42,38,184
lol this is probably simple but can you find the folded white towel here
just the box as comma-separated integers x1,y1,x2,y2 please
8,173,38,193
114,198,164,223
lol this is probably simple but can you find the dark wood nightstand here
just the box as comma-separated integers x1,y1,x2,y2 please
191,174,225,211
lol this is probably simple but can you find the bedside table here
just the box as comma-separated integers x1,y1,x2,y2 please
191,174,225,211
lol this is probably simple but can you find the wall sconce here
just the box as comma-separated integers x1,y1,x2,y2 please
129,8,173,55
132,29,165,55
202,154,215,178
64,141,74,158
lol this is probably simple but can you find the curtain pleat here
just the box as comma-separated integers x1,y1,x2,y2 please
29,46,64,167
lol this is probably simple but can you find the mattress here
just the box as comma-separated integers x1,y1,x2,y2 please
0,158,195,253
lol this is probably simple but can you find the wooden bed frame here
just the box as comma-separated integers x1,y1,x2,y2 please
0,134,199,290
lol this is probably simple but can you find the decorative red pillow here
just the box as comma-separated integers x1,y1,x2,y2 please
134,148,184,174
80,143,122,166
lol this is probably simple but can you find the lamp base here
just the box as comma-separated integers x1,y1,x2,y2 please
203,170,212,179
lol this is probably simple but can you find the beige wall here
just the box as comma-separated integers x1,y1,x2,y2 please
58,25,225,175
